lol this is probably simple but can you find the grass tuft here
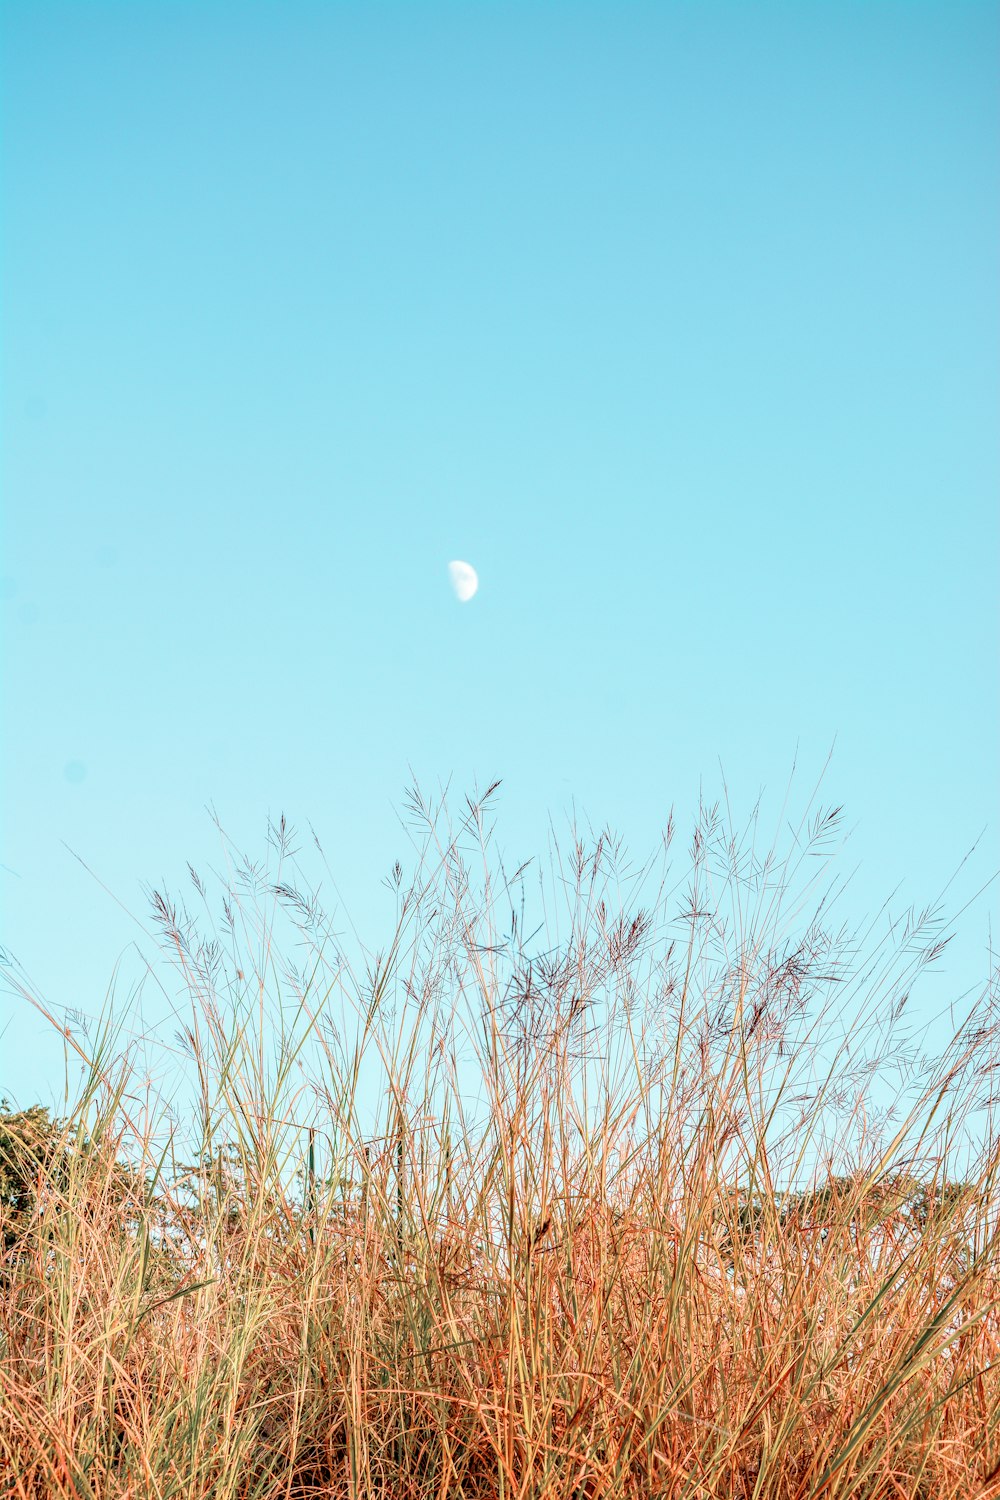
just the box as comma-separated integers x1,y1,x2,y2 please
1,789,998,1498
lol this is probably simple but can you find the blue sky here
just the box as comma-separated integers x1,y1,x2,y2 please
2,1,997,1108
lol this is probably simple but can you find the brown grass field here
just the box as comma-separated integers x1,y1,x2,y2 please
1,788,998,1498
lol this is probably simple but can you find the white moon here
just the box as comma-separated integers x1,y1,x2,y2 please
448,559,479,602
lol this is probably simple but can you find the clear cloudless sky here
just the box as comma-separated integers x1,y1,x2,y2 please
1,1,998,1108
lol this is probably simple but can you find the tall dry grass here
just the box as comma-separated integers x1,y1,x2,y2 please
1,786,998,1498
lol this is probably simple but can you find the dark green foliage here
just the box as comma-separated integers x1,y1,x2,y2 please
0,1099,66,1255
717,1171,976,1272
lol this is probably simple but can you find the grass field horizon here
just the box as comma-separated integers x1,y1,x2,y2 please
2,782,997,1498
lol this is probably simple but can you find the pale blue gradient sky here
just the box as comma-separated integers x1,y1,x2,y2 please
2,2,997,1106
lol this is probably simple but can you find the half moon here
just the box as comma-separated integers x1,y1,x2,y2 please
448,560,479,602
